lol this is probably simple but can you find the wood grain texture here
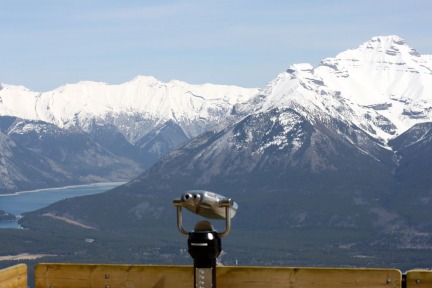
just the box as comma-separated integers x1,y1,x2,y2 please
406,270,432,288
0,264,27,288
34,263,402,288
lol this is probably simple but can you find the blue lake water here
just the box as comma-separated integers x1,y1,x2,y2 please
0,182,124,229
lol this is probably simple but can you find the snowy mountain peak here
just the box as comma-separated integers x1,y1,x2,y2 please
356,35,421,58
316,36,432,137
2,35,431,148
240,35,432,145
0,76,259,142
129,75,160,86
320,35,427,76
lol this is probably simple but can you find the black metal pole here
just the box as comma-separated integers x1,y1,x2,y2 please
188,221,221,288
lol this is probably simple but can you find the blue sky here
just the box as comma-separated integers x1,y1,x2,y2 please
1,0,431,92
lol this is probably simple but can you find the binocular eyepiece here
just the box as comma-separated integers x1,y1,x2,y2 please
176,190,238,220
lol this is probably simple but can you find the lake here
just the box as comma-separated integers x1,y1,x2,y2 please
0,182,124,229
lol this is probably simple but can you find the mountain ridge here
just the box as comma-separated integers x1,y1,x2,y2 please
25,36,430,231
0,76,259,141
9,35,432,268
0,79,258,193
3,35,432,195
238,35,432,147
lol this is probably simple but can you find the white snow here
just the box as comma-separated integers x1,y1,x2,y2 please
1,35,431,147
241,35,432,144
0,77,259,140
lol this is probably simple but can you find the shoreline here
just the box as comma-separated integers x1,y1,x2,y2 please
0,182,127,229
0,182,126,197
0,253,57,261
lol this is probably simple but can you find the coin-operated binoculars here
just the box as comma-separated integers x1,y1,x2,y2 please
173,190,238,288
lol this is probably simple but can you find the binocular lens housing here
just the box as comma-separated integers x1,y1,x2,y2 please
176,190,238,220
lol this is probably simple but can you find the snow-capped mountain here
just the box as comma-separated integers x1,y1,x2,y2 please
25,35,432,255
1,34,431,196
0,77,258,142
240,35,432,145
0,79,258,193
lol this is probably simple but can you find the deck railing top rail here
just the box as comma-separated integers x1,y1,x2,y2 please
2,263,432,288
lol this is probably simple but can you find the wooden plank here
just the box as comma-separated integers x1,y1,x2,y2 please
0,264,27,288
35,263,402,288
406,270,432,288
218,266,401,288
35,263,193,288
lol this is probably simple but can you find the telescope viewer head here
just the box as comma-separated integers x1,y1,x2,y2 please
173,190,238,220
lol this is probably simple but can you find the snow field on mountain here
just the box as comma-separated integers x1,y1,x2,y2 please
1,35,432,146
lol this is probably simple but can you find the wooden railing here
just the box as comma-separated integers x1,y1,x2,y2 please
405,270,432,287
1,263,432,288
34,264,402,288
0,263,27,288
